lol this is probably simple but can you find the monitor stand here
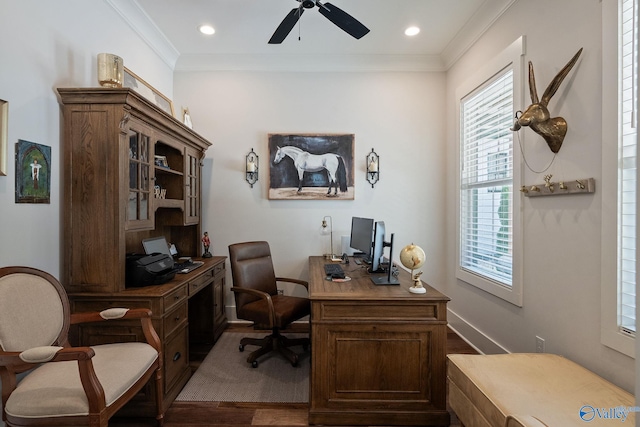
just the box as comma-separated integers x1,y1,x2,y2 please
370,233,398,285
371,272,399,286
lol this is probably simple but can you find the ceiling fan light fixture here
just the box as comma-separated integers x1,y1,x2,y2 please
405,26,420,36
198,24,215,35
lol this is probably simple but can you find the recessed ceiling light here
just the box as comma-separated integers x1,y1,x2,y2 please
405,26,420,36
199,25,215,35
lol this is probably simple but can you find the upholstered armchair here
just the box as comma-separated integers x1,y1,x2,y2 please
229,241,310,368
0,266,164,427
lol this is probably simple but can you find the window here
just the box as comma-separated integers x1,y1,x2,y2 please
460,71,514,285
618,0,637,336
456,37,524,306
601,0,637,357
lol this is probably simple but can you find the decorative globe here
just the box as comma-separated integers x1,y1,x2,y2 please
399,243,426,294
400,244,425,271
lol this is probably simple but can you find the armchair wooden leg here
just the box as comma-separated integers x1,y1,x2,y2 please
155,366,164,426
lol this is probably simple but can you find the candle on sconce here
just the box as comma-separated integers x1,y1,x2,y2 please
245,148,259,187
368,159,378,173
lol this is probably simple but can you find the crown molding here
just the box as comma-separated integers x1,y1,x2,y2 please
105,0,180,69
441,0,518,69
106,0,516,73
174,53,445,73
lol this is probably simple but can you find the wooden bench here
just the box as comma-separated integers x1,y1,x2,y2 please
447,353,635,426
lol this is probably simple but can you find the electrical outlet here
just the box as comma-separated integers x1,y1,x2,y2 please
277,289,284,295
535,336,545,353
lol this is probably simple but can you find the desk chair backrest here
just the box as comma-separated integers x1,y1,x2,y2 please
0,267,69,352
229,241,278,311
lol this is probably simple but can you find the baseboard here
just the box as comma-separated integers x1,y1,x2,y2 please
447,308,509,355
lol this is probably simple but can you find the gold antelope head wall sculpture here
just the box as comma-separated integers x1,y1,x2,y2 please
511,48,583,154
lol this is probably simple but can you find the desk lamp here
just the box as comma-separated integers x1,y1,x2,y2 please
321,216,341,261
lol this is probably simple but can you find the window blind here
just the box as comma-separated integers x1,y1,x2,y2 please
619,0,637,334
460,69,514,287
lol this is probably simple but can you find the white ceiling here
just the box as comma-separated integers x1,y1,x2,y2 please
111,0,515,71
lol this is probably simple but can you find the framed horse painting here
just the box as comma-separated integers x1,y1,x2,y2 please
268,133,355,200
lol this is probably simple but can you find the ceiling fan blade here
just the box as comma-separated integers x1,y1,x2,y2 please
269,7,304,44
317,2,370,39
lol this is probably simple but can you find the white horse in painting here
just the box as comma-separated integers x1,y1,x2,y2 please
273,145,348,195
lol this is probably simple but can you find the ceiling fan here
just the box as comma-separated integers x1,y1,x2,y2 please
268,0,370,44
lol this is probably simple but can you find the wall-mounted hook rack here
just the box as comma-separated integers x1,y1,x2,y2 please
520,177,595,197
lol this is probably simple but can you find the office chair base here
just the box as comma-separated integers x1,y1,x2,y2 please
239,330,309,368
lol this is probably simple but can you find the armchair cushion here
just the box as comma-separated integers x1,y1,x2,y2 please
100,307,129,320
0,272,64,351
6,342,158,418
19,346,64,363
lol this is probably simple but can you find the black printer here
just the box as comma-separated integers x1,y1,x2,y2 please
125,253,176,287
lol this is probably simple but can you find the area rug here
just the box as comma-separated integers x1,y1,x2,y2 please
176,332,310,403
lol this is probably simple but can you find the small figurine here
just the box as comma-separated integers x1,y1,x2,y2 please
202,231,212,258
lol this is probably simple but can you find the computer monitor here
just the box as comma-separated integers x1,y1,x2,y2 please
350,216,374,261
142,236,172,256
369,221,398,285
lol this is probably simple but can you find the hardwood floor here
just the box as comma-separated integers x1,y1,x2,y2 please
111,325,477,427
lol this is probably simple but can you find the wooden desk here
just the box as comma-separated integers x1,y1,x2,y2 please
69,256,227,415
308,256,450,426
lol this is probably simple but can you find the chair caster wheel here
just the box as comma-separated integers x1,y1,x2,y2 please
239,344,245,352
251,361,258,368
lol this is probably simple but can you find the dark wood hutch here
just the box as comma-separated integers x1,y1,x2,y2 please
57,88,227,416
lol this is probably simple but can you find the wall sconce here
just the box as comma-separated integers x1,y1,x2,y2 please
366,148,379,188
245,148,258,188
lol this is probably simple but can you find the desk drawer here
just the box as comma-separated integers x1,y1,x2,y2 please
164,326,188,390
315,301,445,322
163,302,187,339
213,261,225,277
164,285,188,312
189,272,213,295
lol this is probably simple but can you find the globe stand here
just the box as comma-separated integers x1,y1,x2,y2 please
408,270,426,294
400,243,427,295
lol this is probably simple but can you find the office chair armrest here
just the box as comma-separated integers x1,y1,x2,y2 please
230,286,277,327
275,277,309,290
230,287,274,304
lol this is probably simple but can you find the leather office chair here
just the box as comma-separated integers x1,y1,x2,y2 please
229,241,310,368
0,266,164,427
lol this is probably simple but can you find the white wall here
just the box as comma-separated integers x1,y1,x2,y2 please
0,2,635,423
0,1,173,423
0,0,173,275
444,0,635,392
173,70,447,313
